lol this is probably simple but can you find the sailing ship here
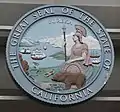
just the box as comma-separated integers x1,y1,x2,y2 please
92,58,100,64
90,50,101,64
20,48,31,54
31,48,47,60
90,50,100,58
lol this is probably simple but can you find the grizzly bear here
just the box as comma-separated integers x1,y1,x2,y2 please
19,54,29,74
52,72,85,89
21,60,29,73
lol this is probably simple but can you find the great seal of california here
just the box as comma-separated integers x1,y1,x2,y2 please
6,5,114,105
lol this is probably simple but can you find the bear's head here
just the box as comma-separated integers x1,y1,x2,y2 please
52,72,66,82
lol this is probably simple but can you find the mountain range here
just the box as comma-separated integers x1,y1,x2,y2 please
20,32,101,56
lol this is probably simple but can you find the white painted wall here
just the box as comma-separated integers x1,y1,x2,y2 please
0,0,120,6
56,0,120,6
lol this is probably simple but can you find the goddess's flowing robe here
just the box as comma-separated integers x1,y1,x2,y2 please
61,42,92,75
70,42,92,66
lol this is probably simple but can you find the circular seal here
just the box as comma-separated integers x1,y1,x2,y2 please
6,5,114,105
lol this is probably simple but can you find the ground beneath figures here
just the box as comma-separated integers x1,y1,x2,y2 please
26,65,99,93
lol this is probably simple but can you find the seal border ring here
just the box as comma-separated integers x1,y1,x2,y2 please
6,5,114,105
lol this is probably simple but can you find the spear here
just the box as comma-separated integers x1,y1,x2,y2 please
62,25,67,61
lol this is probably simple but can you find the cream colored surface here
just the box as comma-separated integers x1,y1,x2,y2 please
0,0,54,4
0,0,120,6
54,0,120,6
